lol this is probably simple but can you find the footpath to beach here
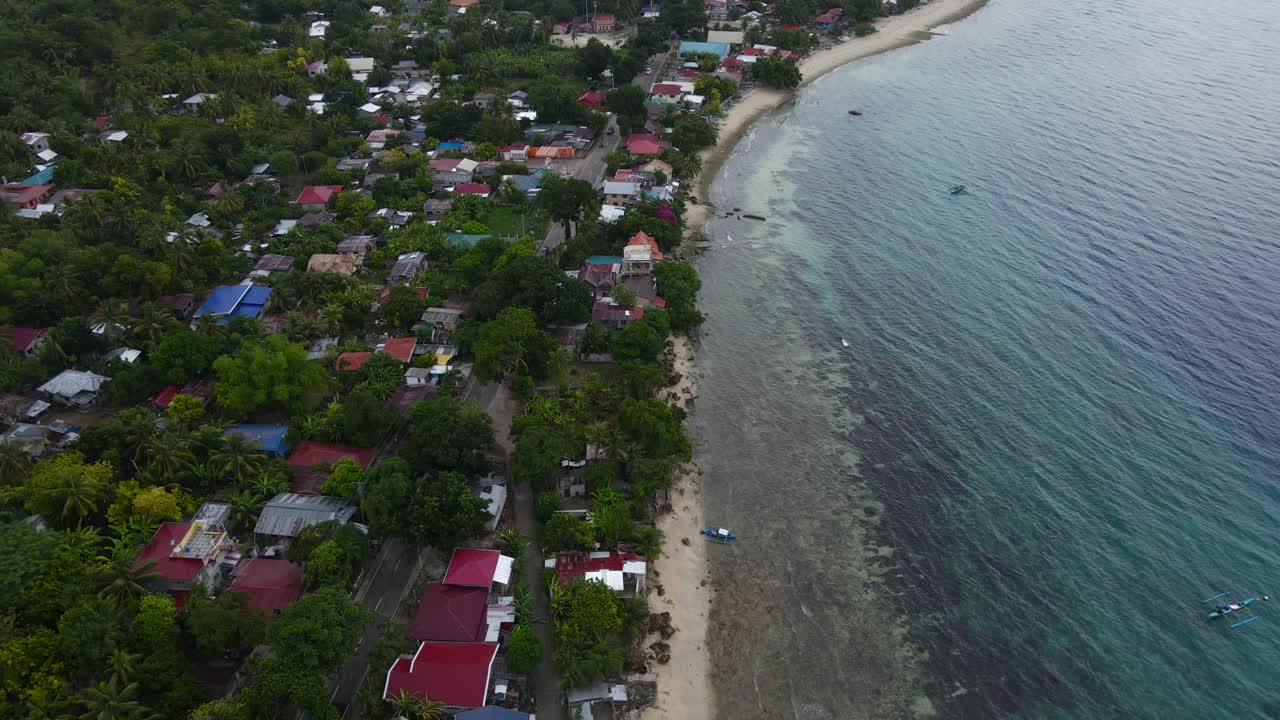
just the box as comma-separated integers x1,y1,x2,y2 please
640,0,990,718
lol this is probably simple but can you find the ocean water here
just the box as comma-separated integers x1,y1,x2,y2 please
693,0,1280,718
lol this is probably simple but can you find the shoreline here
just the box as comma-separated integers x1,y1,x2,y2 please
648,1,991,717
636,333,710,720
690,0,992,214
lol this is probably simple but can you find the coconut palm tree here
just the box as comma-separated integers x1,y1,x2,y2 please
92,541,160,607
127,304,180,349
78,675,153,720
246,468,288,499
385,690,445,720
50,470,108,527
212,434,266,487
143,433,195,484
0,442,32,482
107,649,140,684
227,490,266,535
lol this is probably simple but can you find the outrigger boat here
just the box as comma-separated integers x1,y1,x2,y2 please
949,184,967,195
700,527,736,544
1204,591,1260,629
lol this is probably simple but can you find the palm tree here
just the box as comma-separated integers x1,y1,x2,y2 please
107,649,140,684
95,299,132,341
143,433,195,484
92,541,160,607
78,676,152,720
50,470,107,526
0,442,32,482
227,490,266,535
385,690,445,720
212,434,266,488
128,304,179,349
246,469,287,499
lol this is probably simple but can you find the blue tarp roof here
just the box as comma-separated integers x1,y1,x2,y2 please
679,40,730,58
453,708,532,720
507,169,547,192
436,141,464,150
195,285,271,325
21,166,54,185
225,424,290,455
586,255,623,266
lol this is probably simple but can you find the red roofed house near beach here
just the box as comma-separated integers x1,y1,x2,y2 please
294,185,343,210
649,83,683,99
578,90,606,108
136,521,232,609
592,298,645,328
7,326,47,356
151,385,181,408
547,550,647,593
410,582,489,642
442,548,515,589
227,558,304,614
625,134,665,156
383,641,499,709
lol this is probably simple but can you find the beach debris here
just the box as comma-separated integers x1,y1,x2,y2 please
743,213,767,221
627,681,658,707
649,642,672,664
681,537,692,546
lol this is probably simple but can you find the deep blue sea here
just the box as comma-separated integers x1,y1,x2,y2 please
693,0,1280,717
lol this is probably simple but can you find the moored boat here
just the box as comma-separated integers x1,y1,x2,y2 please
700,527,736,544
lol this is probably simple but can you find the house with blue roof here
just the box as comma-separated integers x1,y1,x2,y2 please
505,169,548,194
436,141,465,151
225,423,290,456
194,285,272,325
678,40,730,59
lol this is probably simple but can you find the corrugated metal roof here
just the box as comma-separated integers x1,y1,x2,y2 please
254,493,357,538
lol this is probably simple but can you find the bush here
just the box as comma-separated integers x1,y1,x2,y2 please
854,22,877,36
506,623,543,674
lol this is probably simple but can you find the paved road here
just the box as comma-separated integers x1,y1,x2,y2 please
471,382,565,720
333,537,426,718
541,52,672,254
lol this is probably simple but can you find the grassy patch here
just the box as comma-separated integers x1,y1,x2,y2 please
483,205,547,239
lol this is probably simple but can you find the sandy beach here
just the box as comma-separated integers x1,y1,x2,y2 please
643,1,990,717
693,0,992,206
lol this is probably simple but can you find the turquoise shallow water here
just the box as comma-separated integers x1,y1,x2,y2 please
694,0,1280,717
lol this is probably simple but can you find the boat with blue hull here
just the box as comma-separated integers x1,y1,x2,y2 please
1203,591,1260,629
701,527,736,544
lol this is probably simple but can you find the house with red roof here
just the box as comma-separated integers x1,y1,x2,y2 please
381,337,417,363
648,83,684,102
336,351,372,372
453,182,491,197
1,184,52,210
7,326,46,356
288,440,377,470
294,185,344,210
547,550,647,593
151,385,181,408
498,144,529,162
136,521,232,609
578,90,606,108
442,548,515,590
410,582,489,642
553,20,573,34
227,558,304,614
382,641,499,709
591,13,615,32
625,134,665,156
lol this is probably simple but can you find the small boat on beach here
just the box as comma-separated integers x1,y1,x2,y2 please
1204,591,1260,629
949,184,967,195
700,527,737,544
